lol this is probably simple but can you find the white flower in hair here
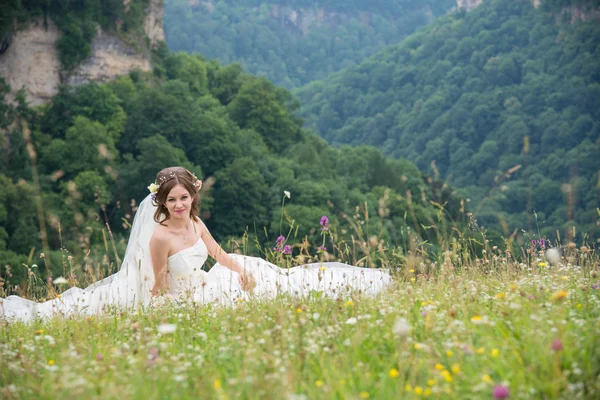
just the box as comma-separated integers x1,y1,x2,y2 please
148,183,160,193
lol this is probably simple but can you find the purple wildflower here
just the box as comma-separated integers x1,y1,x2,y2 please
283,245,292,255
317,245,327,252
493,385,509,399
276,235,286,246
320,215,329,231
551,339,563,352
592,283,599,290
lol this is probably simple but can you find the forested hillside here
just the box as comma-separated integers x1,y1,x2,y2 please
0,48,463,284
297,0,600,240
163,0,456,88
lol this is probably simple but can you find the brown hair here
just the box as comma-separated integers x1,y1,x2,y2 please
152,167,201,225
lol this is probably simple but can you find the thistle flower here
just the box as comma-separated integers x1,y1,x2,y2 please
493,385,509,399
283,245,292,255
551,339,563,352
320,215,329,231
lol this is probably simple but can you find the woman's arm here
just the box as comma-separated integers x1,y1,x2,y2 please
149,233,170,296
196,219,243,274
196,219,255,291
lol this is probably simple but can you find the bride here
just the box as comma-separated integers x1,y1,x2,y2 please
1,167,393,321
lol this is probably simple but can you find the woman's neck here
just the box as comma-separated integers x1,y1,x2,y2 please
169,217,192,231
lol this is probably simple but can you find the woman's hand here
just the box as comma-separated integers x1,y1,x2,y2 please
238,269,256,292
151,281,168,297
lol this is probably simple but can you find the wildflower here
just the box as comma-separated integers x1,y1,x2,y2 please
435,363,444,370
424,388,432,396
538,262,546,268
496,293,505,299
319,266,327,271
410,278,416,282
48,359,55,365
345,317,358,325
284,191,291,199
34,329,44,335
53,277,68,285
317,245,327,252
471,315,483,324
315,380,324,388
96,353,104,361
493,385,509,399
283,245,292,255
409,269,415,273
551,339,563,352
451,364,460,374
273,235,286,252
414,386,423,395
482,374,492,383
345,300,353,306
320,215,329,231
446,350,453,357
214,379,222,390
441,370,452,383
546,248,560,265
389,368,399,378
551,290,568,301
491,349,499,357
427,379,436,386
405,384,412,392
157,323,177,334
561,276,568,281
359,392,369,399
296,308,302,313
392,318,411,338
476,347,485,354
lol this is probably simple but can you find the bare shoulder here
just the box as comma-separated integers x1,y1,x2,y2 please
150,225,171,247
193,217,208,235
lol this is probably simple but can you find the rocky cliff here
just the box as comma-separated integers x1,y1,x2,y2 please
0,0,164,106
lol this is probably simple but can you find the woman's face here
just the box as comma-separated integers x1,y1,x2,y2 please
165,184,193,219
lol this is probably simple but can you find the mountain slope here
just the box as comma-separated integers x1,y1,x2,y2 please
163,0,456,88
296,0,600,240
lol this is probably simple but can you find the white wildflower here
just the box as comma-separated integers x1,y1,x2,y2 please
52,277,68,285
284,191,291,199
345,317,358,325
157,323,177,335
546,248,561,265
393,317,411,337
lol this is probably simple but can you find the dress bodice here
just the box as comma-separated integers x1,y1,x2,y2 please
166,239,209,298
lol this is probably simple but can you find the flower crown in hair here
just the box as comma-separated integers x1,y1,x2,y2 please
148,172,202,201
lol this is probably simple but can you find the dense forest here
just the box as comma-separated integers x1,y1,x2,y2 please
296,0,600,240
0,47,463,285
163,0,456,88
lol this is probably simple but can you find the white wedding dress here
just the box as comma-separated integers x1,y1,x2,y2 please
1,195,392,322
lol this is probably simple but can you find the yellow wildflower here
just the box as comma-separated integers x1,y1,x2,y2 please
410,278,416,282
496,292,505,299
409,269,415,273
315,380,324,388
427,379,436,387
389,368,399,378
296,308,302,313
446,350,454,357
471,315,483,323
319,266,327,271
476,347,485,354
213,379,221,390
48,359,55,365
561,276,568,281
414,386,423,395
345,300,353,306
551,290,568,301
424,388,432,397
491,349,499,357
34,329,44,335
482,374,492,383
405,384,413,392
359,392,369,399
435,363,444,370
509,284,519,291
451,364,461,374
538,261,546,268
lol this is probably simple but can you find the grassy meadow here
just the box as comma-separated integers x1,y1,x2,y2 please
1,239,599,400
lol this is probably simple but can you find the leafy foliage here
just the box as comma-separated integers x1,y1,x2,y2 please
296,0,600,239
163,0,456,88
